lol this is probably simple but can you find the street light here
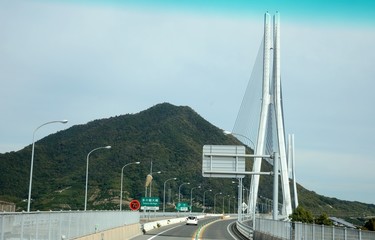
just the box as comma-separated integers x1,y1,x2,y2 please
203,189,212,211
214,192,222,214
190,186,201,213
120,161,140,211
222,195,230,214
228,196,235,214
223,130,255,150
27,119,68,212
149,171,162,197
232,196,236,214
178,182,190,203
84,145,111,211
243,186,249,213
163,177,177,213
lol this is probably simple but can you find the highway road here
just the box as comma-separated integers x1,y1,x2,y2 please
199,217,238,239
130,216,241,240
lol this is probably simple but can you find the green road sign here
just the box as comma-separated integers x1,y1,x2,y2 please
141,197,160,207
176,202,189,211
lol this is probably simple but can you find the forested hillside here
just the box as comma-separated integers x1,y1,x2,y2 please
0,103,374,220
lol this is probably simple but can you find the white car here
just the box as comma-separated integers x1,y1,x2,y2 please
186,216,198,225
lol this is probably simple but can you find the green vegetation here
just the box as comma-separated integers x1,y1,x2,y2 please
289,206,332,226
363,218,375,231
289,206,314,223
1,102,375,221
314,213,333,226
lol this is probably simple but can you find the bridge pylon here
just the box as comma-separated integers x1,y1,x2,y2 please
249,12,293,219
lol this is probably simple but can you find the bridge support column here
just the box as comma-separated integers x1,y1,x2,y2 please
273,152,279,220
249,12,293,219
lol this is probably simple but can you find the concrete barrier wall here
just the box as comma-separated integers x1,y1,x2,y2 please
142,217,188,233
73,223,141,240
74,214,207,239
141,215,208,233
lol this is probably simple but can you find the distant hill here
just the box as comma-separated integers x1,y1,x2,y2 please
0,102,374,222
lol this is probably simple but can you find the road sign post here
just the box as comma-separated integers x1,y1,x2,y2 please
129,200,141,211
141,197,160,210
176,202,189,212
202,145,246,178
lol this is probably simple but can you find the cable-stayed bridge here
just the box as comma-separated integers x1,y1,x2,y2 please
203,11,298,222
231,11,298,219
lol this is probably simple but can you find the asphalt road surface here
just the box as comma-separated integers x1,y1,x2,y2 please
130,216,239,240
199,218,238,240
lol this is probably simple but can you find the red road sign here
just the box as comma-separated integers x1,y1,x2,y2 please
129,200,141,211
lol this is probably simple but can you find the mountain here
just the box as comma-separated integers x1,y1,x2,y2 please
0,102,374,221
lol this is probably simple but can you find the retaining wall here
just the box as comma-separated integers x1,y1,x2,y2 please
73,223,141,240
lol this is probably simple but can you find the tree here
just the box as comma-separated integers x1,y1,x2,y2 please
289,206,314,223
363,218,375,231
315,213,333,226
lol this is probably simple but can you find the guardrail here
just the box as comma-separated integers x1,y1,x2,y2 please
139,211,192,220
255,218,291,239
0,210,139,240
236,220,253,239
238,217,375,240
293,221,375,240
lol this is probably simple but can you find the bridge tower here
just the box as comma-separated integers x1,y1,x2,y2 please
249,12,293,218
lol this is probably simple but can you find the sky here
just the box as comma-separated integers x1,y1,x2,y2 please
1,0,374,204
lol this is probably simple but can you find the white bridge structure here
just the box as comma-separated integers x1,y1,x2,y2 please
202,11,298,221
247,11,298,219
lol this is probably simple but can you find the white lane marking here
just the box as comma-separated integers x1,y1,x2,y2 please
147,224,183,240
227,221,240,240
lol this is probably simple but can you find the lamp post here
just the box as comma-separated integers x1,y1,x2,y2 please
203,189,212,211
223,130,255,150
120,161,140,211
84,145,111,211
178,182,190,203
163,177,177,213
243,186,250,214
222,195,227,214
214,192,222,214
190,186,201,213
149,171,162,197
228,196,235,214
27,120,68,212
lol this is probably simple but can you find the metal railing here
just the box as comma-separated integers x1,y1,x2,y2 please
0,210,139,240
140,211,192,220
236,220,253,239
293,221,374,240
246,217,375,240
255,218,291,239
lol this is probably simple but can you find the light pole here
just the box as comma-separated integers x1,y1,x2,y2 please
27,120,68,212
178,182,190,203
222,195,227,214
190,186,201,213
223,130,255,150
203,189,212,211
243,186,249,214
163,177,177,213
214,192,222,214
228,196,235,214
84,145,111,211
120,161,140,211
149,171,162,197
